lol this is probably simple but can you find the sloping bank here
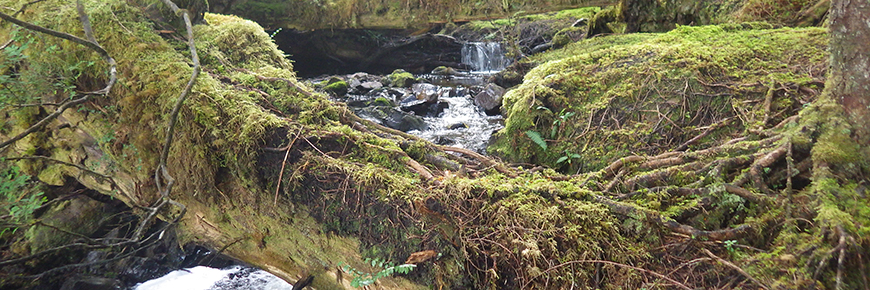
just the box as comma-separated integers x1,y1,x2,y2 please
491,23,827,172
2,0,865,289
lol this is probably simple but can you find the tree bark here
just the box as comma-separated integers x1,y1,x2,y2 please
829,0,870,146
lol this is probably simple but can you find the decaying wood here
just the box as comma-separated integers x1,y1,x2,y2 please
405,250,439,264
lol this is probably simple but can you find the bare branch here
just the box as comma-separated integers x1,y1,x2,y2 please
701,248,769,290
157,0,200,169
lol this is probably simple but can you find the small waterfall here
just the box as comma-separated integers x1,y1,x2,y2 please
461,42,511,73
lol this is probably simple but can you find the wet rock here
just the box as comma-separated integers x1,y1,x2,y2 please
490,61,535,88
26,195,114,253
275,30,464,77
433,136,456,145
346,72,384,94
552,26,586,48
474,83,507,115
60,275,123,290
354,106,427,132
448,123,469,129
411,83,441,103
431,66,459,75
398,83,451,116
360,81,383,91
344,87,406,107
399,96,449,116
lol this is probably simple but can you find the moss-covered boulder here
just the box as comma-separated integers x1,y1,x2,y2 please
322,76,350,95
490,24,827,172
385,69,417,87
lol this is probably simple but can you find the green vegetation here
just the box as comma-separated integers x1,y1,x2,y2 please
220,0,606,30
340,258,417,287
385,69,416,87
492,24,827,173
0,164,44,236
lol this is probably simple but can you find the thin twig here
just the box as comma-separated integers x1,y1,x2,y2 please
0,37,12,50
275,128,303,205
701,248,769,290
12,0,47,17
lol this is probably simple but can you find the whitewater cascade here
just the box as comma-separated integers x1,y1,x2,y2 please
460,42,511,73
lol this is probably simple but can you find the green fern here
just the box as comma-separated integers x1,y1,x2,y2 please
339,258,417,287
525,130,547,151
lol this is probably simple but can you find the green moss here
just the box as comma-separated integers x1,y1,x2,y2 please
733,0,821,26
385,69,416,87
322,77,349,95
551,26,585,47
491,24,827,172
222,0,603,30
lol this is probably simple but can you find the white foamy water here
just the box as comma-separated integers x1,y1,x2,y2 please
410,93,503,153
461,42,511,74
134,266,292,290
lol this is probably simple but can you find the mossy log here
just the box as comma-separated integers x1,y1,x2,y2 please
0,0,866,289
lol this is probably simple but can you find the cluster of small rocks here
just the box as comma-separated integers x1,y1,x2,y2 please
312,69,506,133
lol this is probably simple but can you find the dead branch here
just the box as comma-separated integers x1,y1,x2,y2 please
675,117,734,151
0,3,189,278
424,153,462,172
601,155,644,179
624,161,705,190
701,248,770,290
0,37,12,49
723,183,772,207
157,0,200,169
439,145,515,177
615,186,706,201
406,158,434,181
274,127,303,205
11,0,47,17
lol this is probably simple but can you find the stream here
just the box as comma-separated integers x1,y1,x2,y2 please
134,266,292,290
134,42,509,289
420,42,510,152
332,41,510,153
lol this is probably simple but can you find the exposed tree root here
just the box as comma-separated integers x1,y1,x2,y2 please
593,194,761,241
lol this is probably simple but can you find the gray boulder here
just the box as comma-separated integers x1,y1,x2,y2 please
474,83,506,115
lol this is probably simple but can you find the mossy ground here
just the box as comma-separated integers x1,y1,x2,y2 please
492,24,827,173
